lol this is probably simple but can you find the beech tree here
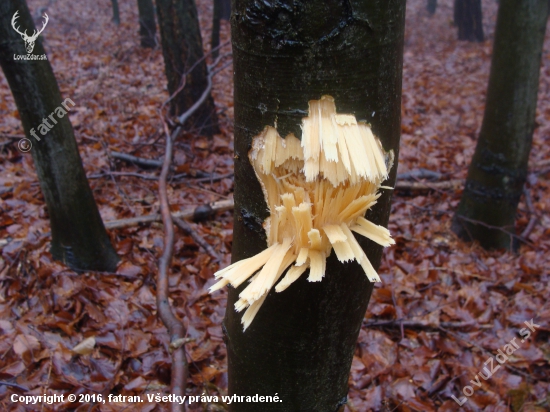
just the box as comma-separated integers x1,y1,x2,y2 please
0,0,119,271
137,0,157,48
156,0,219,137
213,1,406,410
454,0,484,42
452,0,548,250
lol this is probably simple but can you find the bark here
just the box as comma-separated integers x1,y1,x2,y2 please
137,0,157,48
454,0,484,42
111,0,120,25
225,1,405,411
0,0,119,272
156,0,219,137
452,0,548,250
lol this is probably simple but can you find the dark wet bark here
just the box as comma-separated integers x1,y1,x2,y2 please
156,0,219,137
0,0,119,271
137,0,157,48
454,0,484,42
111,0,120,25
225,1,406,411
452,0,548,250
427,0,437,15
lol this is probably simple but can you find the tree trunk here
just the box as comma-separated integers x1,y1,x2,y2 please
220,0,231,20
427,0,437,15
211,0,222,60
156,0,219,137
211,0,231,59
452,0,548,250
0,0,119,272
224,1,406,411
454,0,484,42
111,0,120,25
137,0,157,48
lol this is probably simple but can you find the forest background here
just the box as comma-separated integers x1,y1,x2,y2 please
0,0,549,411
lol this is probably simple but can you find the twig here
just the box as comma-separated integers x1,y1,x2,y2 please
364,319,493,330
161,40,230,114
394,178,463,191
0,381,29,391
88,171,159,180
173,217,220,261
110,151,163,168
157,118,187,412
87,170,233,182
397,168,443,181
103,198,233,229
187,172,233,183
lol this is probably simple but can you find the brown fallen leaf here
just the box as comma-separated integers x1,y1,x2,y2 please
72,336,96,355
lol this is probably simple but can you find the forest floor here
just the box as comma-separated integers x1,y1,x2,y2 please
1,0,549,411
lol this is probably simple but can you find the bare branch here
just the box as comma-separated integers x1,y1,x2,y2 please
110,151,163,168
173,217,221,261
394,178,463,191
103,199,233,230
157,119,187,412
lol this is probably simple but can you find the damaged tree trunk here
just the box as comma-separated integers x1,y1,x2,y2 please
223,1,405,411
156,0,219,137
452,0,548,250
0,0,119,272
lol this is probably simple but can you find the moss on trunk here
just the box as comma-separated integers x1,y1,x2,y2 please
225,1,405,410
452,0,548,250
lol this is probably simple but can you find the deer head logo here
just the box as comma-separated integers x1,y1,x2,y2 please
11,11,49,54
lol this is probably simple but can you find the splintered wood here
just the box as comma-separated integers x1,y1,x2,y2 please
210,95,394,330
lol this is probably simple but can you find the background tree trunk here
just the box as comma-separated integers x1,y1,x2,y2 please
225,1,406,411
0,0,119,272
137,0,157,48
111,0,120,25
452,0,548,250
454,0,484,42
156,0,219,137
211,0,231,60
427,0,437,15
211,0,222,59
